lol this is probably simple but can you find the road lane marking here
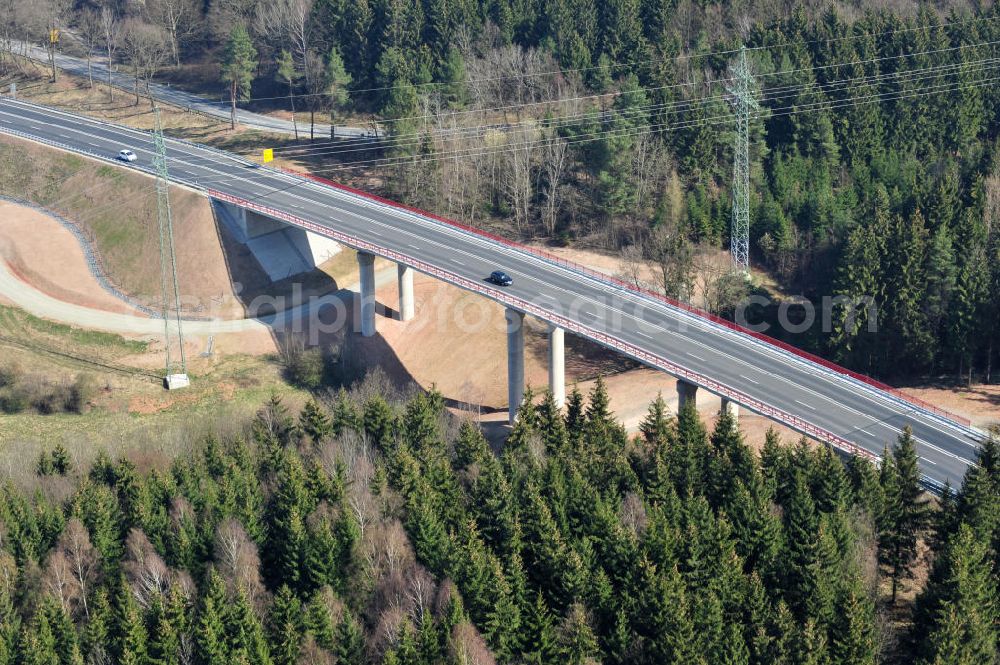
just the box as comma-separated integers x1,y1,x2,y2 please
794,399,815,410
740,374,759,384
452,258,465,266
687,352,705,361
9,105,977,473
636,331,653,339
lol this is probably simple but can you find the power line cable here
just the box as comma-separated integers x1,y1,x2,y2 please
265,56,1000,160
194,11,1000,104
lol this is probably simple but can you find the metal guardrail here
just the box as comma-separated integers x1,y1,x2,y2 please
0,98,976,444
281,168,974,430
208,186,884,466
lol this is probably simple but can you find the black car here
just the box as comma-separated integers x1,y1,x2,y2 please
489,270,513,286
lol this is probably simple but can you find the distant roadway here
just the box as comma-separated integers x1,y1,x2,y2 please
0,97,985,490
18,43,370,138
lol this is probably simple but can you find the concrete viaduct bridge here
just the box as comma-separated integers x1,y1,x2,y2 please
0,98,985,492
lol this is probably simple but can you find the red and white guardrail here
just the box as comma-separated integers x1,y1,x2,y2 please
208,187,882,464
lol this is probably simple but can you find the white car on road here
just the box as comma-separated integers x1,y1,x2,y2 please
117,149,137,162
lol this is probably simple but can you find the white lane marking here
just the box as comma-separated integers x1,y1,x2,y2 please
636,331,653,340
740,374,759,384
919,456,938,466
687,352,705,361
8,106,975,469
409,244,420,249
134,153,977,467
452,258,465,266
794,399,815,410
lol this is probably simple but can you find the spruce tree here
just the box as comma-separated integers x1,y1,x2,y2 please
334,609,365,665
196,570,230,665
913,525,998,664
522,591,559,665
268,586,303,665
299,399,333,445
880,427,930,603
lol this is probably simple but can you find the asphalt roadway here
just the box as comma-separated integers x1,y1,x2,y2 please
18,43,370,138
0,97,985,490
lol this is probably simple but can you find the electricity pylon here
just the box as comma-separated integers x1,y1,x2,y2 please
152,107,189,389
726,46,759,276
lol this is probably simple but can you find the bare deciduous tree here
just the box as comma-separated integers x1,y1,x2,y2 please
62,519,98,619
647,221,696,302
43,549,74,613
541,133,569,236
499,127,535,232
144,0,200,67
449,622,496,665
213,517,265,609
121,19,169,107
76,8,102,88
124,528,171,607
99,6,121,102
255,0,313,82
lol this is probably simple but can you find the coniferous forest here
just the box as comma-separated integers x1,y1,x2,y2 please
0,379,997,664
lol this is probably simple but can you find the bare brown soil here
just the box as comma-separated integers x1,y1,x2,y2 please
0,201,138,315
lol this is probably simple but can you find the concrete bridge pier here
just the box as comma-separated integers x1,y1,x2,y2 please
677,379,698,414
721,397,739,420
397,264,414,321
506,308,525,424
549,324,565,408
358,252,376,337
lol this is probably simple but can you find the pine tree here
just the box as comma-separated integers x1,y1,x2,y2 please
324,48,352,137
880,427,930,603
81,587,110,663
333,609,365,665
299,399,333,445
196,570,230,665
564,385,586,450
887,209,933,371
557,602,599,665
924,222,957,343
330,389,359,435
116,577,148,665
913,525,998,664
220,24,258,130
639,392,675,450
18,611,58,665
41,597,82,665
304,589,336,651
522,591,559,665
830,576,877,665
268,586,303,665
783,469,818,616
227,590,272,665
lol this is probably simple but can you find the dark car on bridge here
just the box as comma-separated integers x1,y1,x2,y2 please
489,270,513,286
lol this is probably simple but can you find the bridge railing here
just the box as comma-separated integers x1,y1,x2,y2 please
276,168,972,429
0,102,970,428
208,186,885,466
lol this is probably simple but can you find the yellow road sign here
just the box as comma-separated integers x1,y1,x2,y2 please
262,148,273,163
49,29,60,43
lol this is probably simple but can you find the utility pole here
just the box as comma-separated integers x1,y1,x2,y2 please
152,106,189,389
726,46,758,276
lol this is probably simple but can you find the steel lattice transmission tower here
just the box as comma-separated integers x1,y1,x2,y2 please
152,107,189,389
726,46,759,275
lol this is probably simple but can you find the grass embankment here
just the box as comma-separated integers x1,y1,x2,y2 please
0,303,306,474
